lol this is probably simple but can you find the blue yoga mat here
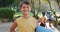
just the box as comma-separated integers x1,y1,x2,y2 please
35,26,53,32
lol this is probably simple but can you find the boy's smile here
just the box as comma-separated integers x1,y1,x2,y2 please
21,4,31,15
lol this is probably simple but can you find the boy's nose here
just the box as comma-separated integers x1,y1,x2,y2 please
25,8,28,9
25,8,28,11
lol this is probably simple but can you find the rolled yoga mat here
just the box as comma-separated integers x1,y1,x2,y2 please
35,26,53,32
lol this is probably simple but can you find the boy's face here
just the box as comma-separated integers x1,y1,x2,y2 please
21,4,31,15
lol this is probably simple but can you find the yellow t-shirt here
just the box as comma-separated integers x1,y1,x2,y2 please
16,17,38,32
41,17,46,24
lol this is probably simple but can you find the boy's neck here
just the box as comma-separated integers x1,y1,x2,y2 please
22,14,30,18
43,16,45,17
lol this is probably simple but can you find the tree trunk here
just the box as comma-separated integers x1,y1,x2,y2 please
47,0,54,12
30,0,35,17
30,0,41,19
37,0,41,15
35,0,41,19
56,0,60,10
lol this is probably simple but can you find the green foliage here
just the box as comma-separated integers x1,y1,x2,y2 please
0,8,15,19
0,0,15,7
43,0,47,3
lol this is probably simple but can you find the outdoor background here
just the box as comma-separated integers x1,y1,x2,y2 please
0,0,60,32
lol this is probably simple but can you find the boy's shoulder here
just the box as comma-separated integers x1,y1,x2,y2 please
31,17,37,21
15,17,37,21
41,16,45,18
30,17,36,20
15,17,22,21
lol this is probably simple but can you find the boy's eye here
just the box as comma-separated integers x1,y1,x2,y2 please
23,6,25,8
27,7,29,8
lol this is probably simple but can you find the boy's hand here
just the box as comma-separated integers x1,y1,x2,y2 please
10,21,17,32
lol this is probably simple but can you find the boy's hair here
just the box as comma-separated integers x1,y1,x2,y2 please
42,12,45,15
42,12,45,16
53,12,55,14
20,0,30,8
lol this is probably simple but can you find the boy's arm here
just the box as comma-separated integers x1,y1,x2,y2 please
44,18,47,28
10,21,17,32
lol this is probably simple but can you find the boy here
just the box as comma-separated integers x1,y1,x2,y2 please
10,0,38,32
52,12,57,28
47,12,56,27
39,12,46,27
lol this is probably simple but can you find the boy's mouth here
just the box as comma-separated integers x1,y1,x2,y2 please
24,10,29,12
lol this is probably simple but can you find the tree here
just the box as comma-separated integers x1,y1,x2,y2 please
47,0,54,12
35,0,41,19
30,0,35,17
0,0,15,7
30,0,41,19
56,0,60,10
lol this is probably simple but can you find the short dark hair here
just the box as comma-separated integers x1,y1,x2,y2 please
42,12,45,16
53,12,55,14
20,0,30,8
42,12,45,15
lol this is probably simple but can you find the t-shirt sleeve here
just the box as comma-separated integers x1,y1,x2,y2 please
33,18,39,26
